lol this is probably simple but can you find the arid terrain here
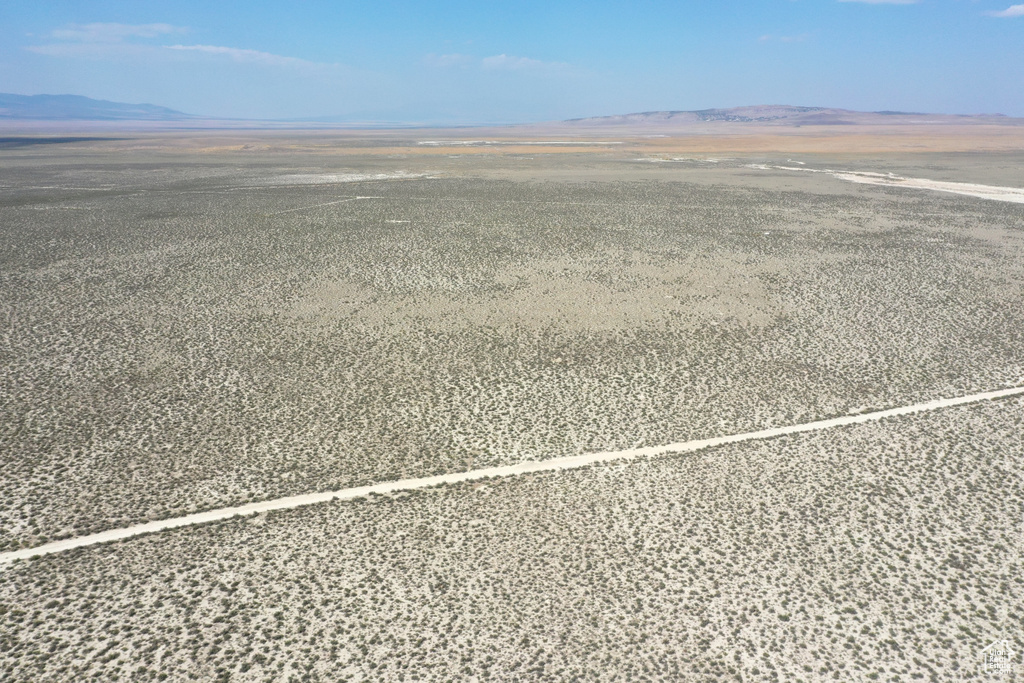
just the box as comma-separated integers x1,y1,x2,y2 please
1,125,1023,681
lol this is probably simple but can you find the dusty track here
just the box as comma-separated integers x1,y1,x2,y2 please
3,385,1022,566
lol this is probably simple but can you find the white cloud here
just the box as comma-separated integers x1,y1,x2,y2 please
423,52,570,73
30,23,329,71
165,44,327,69
27,22,184,58
50,23,183,42
28,38,335,71
987,4,1024,17
480,54,568,71
423,53,474,68
26,42,153,59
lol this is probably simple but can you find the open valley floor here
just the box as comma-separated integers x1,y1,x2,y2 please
1,129,1023,681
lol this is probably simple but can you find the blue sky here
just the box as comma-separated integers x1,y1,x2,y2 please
1,1,1022,122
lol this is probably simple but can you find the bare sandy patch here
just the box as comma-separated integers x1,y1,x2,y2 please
834,171,1024,203
749,164,1024,204
268,171,429,185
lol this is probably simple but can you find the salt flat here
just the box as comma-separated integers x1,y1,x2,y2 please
748,163,1024,203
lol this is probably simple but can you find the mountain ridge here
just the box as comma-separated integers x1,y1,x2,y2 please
557,105,1014,128
0,93,194,121
0,95,1017,127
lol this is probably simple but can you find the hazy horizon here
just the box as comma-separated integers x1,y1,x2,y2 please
5,92,1021,127
2,1,1023,124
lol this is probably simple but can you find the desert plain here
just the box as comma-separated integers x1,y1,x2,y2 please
1,122,1023,681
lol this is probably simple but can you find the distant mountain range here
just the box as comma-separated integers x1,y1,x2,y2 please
0,93,194,121
0,95,1016,127
559,105,1013,128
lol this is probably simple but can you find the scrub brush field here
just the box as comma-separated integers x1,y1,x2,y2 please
1,133,1023,680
